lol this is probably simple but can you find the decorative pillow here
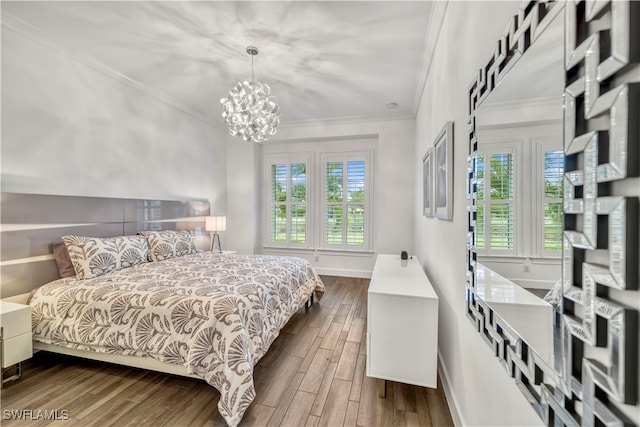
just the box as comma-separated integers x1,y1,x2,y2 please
138,230,197,262
62,235,148,279
52,242,76,278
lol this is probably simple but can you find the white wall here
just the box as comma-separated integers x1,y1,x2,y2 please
227,117,416,277
414,1,543,426
226,138,261,255
1,20,226,207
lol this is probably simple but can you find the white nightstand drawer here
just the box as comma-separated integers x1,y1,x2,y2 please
0,301,31,339
2,332,33,367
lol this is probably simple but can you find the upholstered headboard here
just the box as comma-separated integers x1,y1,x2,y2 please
0,193,210,298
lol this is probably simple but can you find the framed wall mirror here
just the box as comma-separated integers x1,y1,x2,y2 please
475,5,564,368
465,1,639,426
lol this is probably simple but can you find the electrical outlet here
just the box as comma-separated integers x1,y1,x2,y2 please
523,264,530,273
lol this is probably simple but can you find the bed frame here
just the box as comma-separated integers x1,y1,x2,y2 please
1,192,210,299
0,192,211,378
0,192,316,383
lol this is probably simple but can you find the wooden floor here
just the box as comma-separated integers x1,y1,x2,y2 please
1,276,454,427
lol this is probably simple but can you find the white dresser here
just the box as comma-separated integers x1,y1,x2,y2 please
475,263,554,364
1,300,32,384
366,254,439,393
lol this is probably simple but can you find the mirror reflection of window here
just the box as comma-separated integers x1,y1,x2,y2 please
543,149,563,253
476,150,515,253
476,141,563,259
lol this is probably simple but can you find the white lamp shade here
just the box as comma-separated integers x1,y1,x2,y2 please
206,216,226,232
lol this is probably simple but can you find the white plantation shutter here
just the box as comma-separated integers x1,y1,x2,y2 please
346,161,365,245
267,156,309,247
322,154,370,250
271,163,287,243
542,149,563,253
325,161,343,245
476,155,485,250
477,149,516,255
489,153,515,250
290,163,307,244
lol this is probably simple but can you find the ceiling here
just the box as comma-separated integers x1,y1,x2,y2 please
481,9,564,106
476,9,564,129
2,1,441,128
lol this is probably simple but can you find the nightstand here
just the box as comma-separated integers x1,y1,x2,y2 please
1,301,32,386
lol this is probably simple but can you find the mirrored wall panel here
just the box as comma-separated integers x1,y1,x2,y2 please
474,8,563,367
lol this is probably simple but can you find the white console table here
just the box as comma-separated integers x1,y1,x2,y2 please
366,254,439,396
475,263,554,364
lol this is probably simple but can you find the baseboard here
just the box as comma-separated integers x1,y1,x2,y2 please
438,352,466,427
315,267,372,279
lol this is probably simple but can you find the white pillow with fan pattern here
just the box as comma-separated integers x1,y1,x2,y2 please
138,230,197,262
62,235,148,279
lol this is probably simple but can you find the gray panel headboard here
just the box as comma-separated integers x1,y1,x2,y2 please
0,193,210,298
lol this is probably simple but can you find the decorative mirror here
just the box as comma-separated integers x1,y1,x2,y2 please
465,1,639,426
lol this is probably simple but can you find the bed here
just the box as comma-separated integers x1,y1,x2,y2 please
1,193,324,426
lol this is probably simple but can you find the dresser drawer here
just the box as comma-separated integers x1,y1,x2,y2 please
2,332,33,367
0,301,31,339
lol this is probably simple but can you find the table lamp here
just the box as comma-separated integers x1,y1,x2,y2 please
205,216,226,253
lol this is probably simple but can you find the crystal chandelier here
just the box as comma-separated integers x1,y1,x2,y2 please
220,46,281,143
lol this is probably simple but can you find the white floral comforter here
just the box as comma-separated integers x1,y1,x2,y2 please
29,253,325,426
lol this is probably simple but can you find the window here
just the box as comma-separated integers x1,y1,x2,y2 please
267,157,309,247
476,149,515,254
476,138,563,259
265,149,372,252
541,148,563,254
324,158,368,249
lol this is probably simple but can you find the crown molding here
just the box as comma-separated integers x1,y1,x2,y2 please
412,0,449,115
262,133,379,145
476,95,562,128
279,109,415,130
479,95,560,114
266,112,417,144
477,118,562,131
2,11,224,130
